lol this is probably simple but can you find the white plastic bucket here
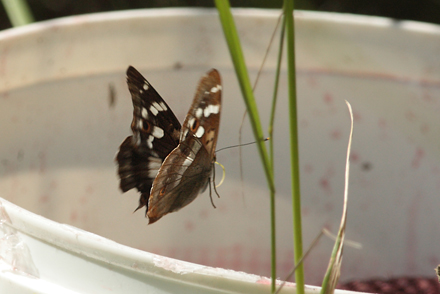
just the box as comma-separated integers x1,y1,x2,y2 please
1,8,439,293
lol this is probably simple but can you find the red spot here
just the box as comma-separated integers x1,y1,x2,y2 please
11,115,19,123
330,129,341,140
280,250,294,274
215,247,227,268
420,123,429,134
324,202,334,212
231,244,243,270
320,178,331,193
198,247,209,265
302,207,310,216
256,277,272,285
184,220,194,232
411,147,424,169
378,118,387,128
405,110,416,121
303,163,313,173
70,210,78,222
248,248,261,273
352,111,362,122
39,194,50,203
422,92,433,102
50,180,57,189
199,208,209,219
324,93,333,104
350,152,360,163
299,119,309,128
79,196,87,205
182,247,193,261
85,185,94,194
38,151,46,173
307,76,318,87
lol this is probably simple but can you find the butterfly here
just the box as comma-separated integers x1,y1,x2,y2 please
116,66,222,224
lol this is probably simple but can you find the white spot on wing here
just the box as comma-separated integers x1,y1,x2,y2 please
149,105,159,116
143,83,149,90
152,102,164,111
210,85,222,93
137,119,143,129
141,108,148,119
152,126,164,139
159,102,168,111
188,117,195,129
195,108,203,118
195,126,205,138
204,104,220,117
147,135,154,149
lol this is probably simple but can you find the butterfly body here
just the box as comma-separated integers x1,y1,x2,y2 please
116,66,221,224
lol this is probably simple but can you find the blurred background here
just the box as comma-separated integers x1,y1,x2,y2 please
1,0,440,30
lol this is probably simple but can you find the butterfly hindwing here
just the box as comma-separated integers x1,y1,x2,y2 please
147,69,222,224
116,66,181,212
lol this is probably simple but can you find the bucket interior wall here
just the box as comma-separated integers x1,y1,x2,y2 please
1,9,440,285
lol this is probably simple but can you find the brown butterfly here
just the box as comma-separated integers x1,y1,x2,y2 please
116,66,222,224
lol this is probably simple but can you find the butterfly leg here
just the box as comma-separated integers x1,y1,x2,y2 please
212,161,221,199
208,180,217,209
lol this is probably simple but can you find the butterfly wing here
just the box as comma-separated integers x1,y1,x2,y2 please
116,66,181,212
147,69,222,224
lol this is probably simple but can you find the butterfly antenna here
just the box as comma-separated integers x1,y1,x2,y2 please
216,137,269,153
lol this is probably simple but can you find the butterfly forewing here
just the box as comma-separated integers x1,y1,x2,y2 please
181,69,222,157
147,69,222,224
116,66,181,212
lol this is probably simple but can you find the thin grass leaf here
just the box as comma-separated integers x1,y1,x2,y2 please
214,1,276,291
283,1,305,293
1,0,34,27
320,101,354,294
275,230,324,294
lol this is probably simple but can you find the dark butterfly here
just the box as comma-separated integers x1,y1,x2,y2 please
116,66,222,224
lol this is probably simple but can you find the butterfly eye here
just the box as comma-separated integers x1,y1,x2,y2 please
190,119,199,132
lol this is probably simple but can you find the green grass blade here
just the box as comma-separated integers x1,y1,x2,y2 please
1,0,34,27
283,1,305,293
213,3,274,196
214,1,276,291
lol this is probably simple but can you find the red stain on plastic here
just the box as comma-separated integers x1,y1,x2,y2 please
70,210,78,222
405,110,416,121
303,163,313,173
353,111,362,122
324,93,333,104
320,178,331,194
350,151,360,163
231,244,243,269
184,220,194,232
420,123,429,134
330,128,341,140
39,194,50,203
411,147,424,169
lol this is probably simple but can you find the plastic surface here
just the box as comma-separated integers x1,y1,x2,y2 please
1,7,440,293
